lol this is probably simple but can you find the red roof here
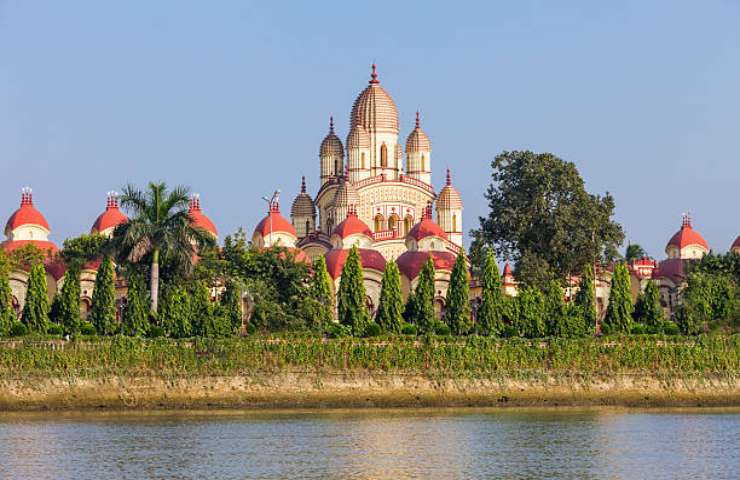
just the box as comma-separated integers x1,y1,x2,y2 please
407,205,447,241
666,217,708,251
333,209,372,239
396,250,456,280
254,203,296,238
652,258,687,284
91,195,127,234
188,197,217,236
1,239,58,255
5,191,50,233
325,248,386,279
732,236,740,250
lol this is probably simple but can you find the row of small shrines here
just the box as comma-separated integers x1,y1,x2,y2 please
2,189,738,322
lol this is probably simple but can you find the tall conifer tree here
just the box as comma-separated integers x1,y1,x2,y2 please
544,280,569,337
517,286,546,338
21,262,49,333
603,263,633,333
633,280,664,328
90,257,118,335
311,255,335,327
376,261,403,333
414,256,436,334
161,285,192,338
337,246,369,335
574,264,596,335
190,279,213,336
444,251,472,335
56,266,82,334
220,279,243,335
123,274,148,336
0,252,15,336
476,251,505,336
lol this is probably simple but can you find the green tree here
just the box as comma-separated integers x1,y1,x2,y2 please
55,265,82,334
112,182,215,313
413,256,436,334
476,251,505,336
625,243,647,263
0,251,16,335
471,150,624,289
8,244,46,272
60,233,110,268
544,280,569,337
444,251,472,335
574,264,596,335
676,272,737,335
516,286,546,338
122,274,148,336
21,263,49,333
220,279,243,335
90,256,118,335
337,246,369,335
603,263,633,334
311,255,335,328
160,285,192,338
633,280,664,329
191,279,226,337
376,261,404,333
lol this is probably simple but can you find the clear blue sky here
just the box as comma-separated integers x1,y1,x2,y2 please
1,1,738,257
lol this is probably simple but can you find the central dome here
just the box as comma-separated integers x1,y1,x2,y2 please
350,64,399,135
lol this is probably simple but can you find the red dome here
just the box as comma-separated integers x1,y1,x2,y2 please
188,196,217,237
254,203,296,238
407,205,448,241
732,236,740,251
666,216,708,251
91,195,127,234
333,209,372,239
5,190,50,234
396,250,456,281
324,248,386,279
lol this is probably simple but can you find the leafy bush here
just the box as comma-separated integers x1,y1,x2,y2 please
46,323,64,336
363,322,382,337
9,321,28,337
324,322,351,338
148,325,164,338
630,323,647,335
661,321,680,335
434,322,451,336
80,322,97,336
400,322,417,336
501,325,519,338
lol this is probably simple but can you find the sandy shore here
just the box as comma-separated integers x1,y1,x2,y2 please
0,372,737,410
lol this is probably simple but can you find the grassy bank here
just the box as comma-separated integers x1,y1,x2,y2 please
0,335,737,409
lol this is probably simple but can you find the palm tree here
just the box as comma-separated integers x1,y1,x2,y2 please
625,243,647,263
111,182,214,313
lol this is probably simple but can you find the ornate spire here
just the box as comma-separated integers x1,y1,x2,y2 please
369,63,379,85
682,212,692,228
106,191,120,210
329,116,335,134
189,193,201,212
446,168,452,186
300,176,306,194
20,187,34,206
415,110,420,129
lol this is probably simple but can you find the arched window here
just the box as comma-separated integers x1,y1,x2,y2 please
380,144,388,168
421,154,426,172
335,159,342,176
452,214,457,232
361,152,366,169
404,216,413,236
374,214,384,232
305,220,311,235
388,214,400,235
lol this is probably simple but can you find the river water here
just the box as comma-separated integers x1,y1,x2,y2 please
0,408,737,479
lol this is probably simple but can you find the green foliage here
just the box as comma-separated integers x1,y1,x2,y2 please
336,246,369,335
46,323,64,336
676,272,737,335
90,256,118,335
60,233,109,268
160,285,192,338
324,322,352,338
310,255,335,328
443,251,472,335
625,243,647,263
471,150,624,289
603,263,633,334
55,266,82,334
434,322,451,336
544,280,568,337
516,286,546,338
7,244,46,272
79,321,97,336
476,251,505,336
122,274,149,336
190,280,212,336
376,261,404,333
147,325,164,338
574,264,596,335
9,321,28,337
662,321,680,335
220,279,243,335
633,280,664,328
21,263,49,333
411,256,436,334
363,322,382,337
0,251,16,336
400,322,417,336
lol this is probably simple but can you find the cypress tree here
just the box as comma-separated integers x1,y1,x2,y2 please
56,265,82,334
603,263,633,334
122,274,148,336
161,285,192,338
633,280,664,329
517,286,546,338
544,280,571,337
414,255,436,334
376,261,403,333
476,251,505,336
190,280,212,336
311,255,335,327
574,264,597,335
337,245,368,335
21,262,49,333
0,252,16,336
444,250,472,335
403,290,417,324
220,279,243,335
90,256,118,335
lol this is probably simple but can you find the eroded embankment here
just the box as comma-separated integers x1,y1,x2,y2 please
0,372,737,410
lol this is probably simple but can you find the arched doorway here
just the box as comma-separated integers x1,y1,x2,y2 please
374,214,384,232
388,214,400,236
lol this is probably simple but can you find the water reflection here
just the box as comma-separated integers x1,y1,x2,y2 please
0,408,736,479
